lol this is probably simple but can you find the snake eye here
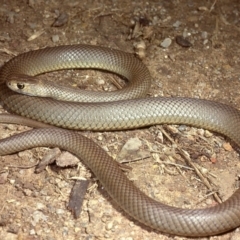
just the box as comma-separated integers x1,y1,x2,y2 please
17,83,25,89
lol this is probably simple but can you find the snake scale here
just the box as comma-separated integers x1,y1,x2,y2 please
1,45,240,237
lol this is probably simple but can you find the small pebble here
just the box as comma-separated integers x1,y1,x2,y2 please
74,227,81,233
29,229,36,235
178,125,187,132
23,189,32,196
101,214,112,223
96,78,105,85
52,35,59,42
36,202,45,210
56,208,65,214
102,145,109,152
9,179,15,184
206,198,212,205
105,221,113,230
103,86,109,91
204,130,212,138
223,142,233,151
200,167,208,174
56,180,68,189
203,39,208,45
201,31,208,39
13,7,20,13
200,156,208,162
210,156,217,164
173,20,181,28
97,135,103,141
182,29,190,38
197,129,204,136
186,135,195,141
160,38,172,48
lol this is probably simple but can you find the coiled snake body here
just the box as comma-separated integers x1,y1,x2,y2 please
1,45,240,237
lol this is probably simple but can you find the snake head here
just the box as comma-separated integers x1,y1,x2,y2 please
6,74,46,97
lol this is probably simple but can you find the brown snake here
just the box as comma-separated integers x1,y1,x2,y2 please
1,45,240,237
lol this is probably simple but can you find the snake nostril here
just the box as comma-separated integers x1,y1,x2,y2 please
17,83,25,89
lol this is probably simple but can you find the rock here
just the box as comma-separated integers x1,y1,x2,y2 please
118,138,149,162
56,152,79,167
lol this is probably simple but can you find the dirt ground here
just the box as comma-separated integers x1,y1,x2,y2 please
0,0,240,239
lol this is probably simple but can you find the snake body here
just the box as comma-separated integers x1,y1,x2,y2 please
1,45,240,236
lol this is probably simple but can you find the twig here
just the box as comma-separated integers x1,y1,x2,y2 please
119,155,150,164
157,160,194,171
109,76,124,89
159,126,222,203
209,0,218,12
7,160,39,169
196,191,218,204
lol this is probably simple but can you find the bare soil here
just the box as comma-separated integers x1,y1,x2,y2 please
0,0,240,239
